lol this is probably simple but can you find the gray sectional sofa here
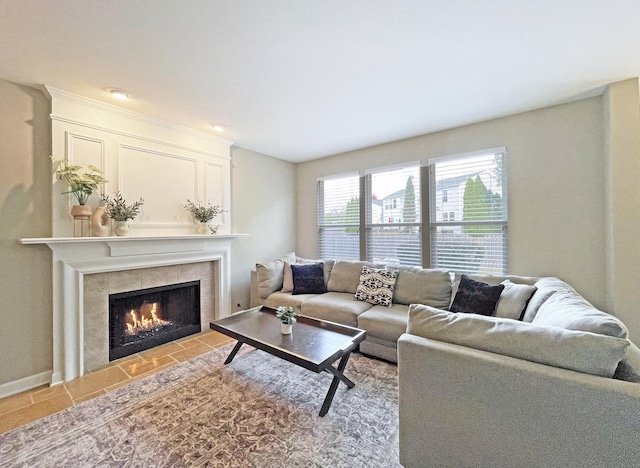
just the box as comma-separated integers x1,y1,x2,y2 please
250,253,640,467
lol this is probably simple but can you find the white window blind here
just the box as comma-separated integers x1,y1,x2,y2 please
317,174,360,260
429,150,507,274
365,164,421,266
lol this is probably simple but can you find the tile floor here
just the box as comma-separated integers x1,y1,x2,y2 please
0,329,233,436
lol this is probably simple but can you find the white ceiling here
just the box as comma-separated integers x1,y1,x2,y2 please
1,1,639,163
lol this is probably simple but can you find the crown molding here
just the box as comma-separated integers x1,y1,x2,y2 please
43,85,235,147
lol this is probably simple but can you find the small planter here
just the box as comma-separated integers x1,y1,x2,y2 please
281,323,293,335
197,222,208,234
114,221,129,236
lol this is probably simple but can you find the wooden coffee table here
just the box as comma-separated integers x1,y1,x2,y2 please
210,306,366,416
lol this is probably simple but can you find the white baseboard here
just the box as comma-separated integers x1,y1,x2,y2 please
0,370,53,399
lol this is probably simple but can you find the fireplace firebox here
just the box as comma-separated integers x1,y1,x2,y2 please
109,280,201,361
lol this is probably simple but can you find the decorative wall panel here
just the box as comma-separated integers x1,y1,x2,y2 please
47,86,233,237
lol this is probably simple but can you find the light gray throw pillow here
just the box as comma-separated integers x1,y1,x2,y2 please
407,303,629,378
256,252,296,299
495,280,537,320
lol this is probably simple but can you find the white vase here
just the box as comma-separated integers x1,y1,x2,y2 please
90,206,111,237
114,220,129,236
281,323,292,335
197,222,208,234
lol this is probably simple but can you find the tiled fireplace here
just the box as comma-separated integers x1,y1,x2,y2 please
21,234,243,386
84,263,215,372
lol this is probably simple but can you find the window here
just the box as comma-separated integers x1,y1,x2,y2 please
365,164,421,266
428,149,507,275
316,149,507,274
317,173,360,260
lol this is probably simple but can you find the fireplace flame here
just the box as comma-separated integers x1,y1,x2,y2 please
125,302,171,335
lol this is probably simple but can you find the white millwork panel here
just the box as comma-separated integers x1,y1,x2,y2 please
46,86,233,237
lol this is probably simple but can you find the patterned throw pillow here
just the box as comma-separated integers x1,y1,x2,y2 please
354,266,399,307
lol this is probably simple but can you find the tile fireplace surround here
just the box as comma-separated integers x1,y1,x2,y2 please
20,235,246,386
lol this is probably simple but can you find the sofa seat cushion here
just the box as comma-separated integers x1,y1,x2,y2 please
358,303,410,342
326,260,385,294
393,266,452,309
263,291,320,309
407,303,629,378
301,292,374,327
532,290,629,338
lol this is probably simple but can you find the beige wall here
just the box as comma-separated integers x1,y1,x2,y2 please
0,80,53,385
297,97,608,311
230,147,297,313
603,78,640,340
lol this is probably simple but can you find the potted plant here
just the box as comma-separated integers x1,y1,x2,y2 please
101,192,144,236
276,306,300,334
51,157,108,218
182,199,225,234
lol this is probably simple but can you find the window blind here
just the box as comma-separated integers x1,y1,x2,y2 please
429,150,507,274
317,174,361,260
365,164,421,266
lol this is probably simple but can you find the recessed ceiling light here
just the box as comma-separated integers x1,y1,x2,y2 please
210,123,226,132
106,88,129,100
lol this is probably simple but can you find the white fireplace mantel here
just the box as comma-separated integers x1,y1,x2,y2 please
21,234,248,385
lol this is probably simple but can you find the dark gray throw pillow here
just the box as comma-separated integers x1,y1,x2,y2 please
450,275,505,316
291,263,327,295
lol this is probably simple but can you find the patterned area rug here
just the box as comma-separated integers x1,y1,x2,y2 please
0,344,400,467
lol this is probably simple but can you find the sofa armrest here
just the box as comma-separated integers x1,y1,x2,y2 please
249,270,262,308
398,333,640,468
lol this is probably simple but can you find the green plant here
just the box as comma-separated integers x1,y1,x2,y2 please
102,192,144,221
51,157,108,205
276,305,300,325
182,199,225,223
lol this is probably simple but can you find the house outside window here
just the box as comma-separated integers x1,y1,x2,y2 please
429,149,507,274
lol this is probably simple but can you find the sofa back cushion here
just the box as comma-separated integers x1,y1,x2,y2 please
407,303,629,378
521,277,570,322
327,260,385,294
532,290,629,338
393,267,452,309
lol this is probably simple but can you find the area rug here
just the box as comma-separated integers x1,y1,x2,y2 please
0,344,400,467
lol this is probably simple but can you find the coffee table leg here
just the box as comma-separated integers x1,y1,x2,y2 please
319,352,352,417
224,341,243,364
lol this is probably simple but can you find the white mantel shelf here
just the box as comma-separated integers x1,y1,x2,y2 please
23,233,248,386
21,234,249,244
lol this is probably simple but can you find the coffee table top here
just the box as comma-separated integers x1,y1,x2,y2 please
210,306,366,372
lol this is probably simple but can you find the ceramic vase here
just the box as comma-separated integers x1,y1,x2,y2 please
197,222,208,234
281,323,292,335
114,220,129,236
90,206,111,237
